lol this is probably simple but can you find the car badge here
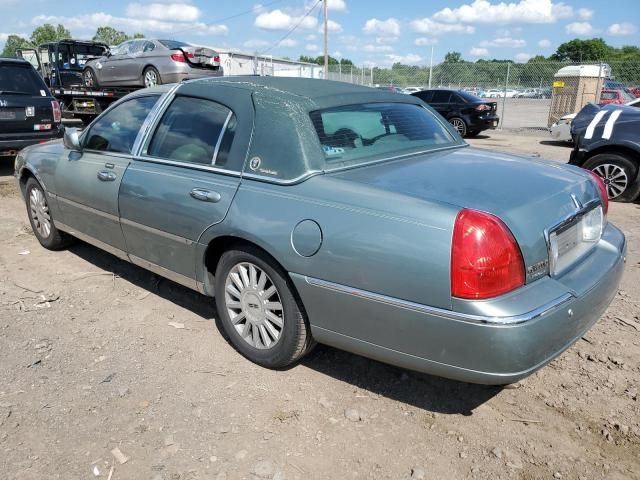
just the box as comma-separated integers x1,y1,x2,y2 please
0,99,7,107
570,194,582,211
249,157,262,171
25,106,35,117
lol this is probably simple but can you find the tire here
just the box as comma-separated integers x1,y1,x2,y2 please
83,68,99,88
449,117,467,137
214,246,314,369
25,178,72,250
143,67,162,88
584,153,640,202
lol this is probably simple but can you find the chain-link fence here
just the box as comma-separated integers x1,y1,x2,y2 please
325,61,640,130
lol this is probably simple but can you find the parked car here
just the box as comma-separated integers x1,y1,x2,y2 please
570,101,640,201
411,88,499,137
15,77,624,385
599,88,635,105
514,88,539,98
375,85,404,94
0,57,63,157
550,97,640,142
402,86,422,95
83,39,223,88
630,86,640,98
534,88,552,99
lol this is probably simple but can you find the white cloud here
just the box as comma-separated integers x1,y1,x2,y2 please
319,20,343,33
411,18,475,35
538,39,551,48
306,34,317,41
305,43,319,52
280,38,297,47
308,0,347,11
376,36,399,44
415,37,438,46
126,2,200,22
333,50,342,57
608,23,638,36
243,39,269,49
470,47,489,57
31,13,228,36
255,9,318,31
363,18,400,37
362,44,394,53
480,37,526,47
577,8,593,20
514,52,531,62
565,22,593,36
383,53,423,65
433,0,573,25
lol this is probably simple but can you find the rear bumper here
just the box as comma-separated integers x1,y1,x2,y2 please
162,68,224,83
0,128,63,155
292,224,626,384
466,114,499,131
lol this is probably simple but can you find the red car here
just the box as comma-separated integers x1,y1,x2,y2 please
630,86,640,98
599,88,635,105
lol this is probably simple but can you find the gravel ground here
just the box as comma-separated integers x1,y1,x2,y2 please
0,133,639,480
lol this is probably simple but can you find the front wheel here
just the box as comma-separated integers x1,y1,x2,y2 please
449,117,467,137
584,153,640,202
25,177,72,250
83,68,99,88
214,247,314,369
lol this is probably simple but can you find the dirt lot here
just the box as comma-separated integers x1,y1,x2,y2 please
1,133,639,480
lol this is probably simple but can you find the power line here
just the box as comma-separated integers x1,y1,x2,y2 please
259,0,322,55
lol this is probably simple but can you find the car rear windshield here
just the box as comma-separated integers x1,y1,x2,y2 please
456,90,483,103
0,64,48,95
159,40,191,49
310,102,456,168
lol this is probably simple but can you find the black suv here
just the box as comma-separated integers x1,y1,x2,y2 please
411,89,499,137
0,58,63,157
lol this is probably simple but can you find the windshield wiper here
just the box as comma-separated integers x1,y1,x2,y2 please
0,90,35,96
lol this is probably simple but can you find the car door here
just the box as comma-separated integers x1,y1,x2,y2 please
53,94,161,256
100,41,133,85
119,40,145,85
119,89,249,287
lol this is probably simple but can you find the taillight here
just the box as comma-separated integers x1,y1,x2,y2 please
451,208,525,299
51,100,61,123
587,170,609,215
213,55,220,63
170,52,186,62
475,104,491,111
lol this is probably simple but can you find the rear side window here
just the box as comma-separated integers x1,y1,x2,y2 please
0,64,47,95
413,90,433,102
431,91,451,103
147,96,234,166
84,95,159,153
310,102,455,167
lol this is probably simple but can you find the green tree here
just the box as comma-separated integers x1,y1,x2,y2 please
1,34,32,57
92,26,144,46
298,55,354,65
550,38,611,62
30,23,71,46
444,51,462,63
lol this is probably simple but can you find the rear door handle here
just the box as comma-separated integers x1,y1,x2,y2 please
97,170,117,182
190,188,222,203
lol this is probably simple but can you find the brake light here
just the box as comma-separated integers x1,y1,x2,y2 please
475,104,491,111
451,208,525,299
171,52,186,62
588,170,609,215
213,55,220,63
51,100,61,123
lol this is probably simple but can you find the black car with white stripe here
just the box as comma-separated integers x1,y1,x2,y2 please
0,57,63,157
569,102,640,202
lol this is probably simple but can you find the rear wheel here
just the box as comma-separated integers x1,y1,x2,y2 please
143,67,162,88
214,246,314,369
584,153,640,202
25,177,72,250
83,68,99,88
449,117,467,137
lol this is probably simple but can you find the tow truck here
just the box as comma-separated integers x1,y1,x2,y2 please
17,39,142,124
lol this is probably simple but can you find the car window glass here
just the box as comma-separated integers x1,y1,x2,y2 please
147,96,233,166
129,41,144,55
143,41,155,53
0,65,48,95
415,91,433,102
84,95,159,154
431,91,451,103
114,42,131,56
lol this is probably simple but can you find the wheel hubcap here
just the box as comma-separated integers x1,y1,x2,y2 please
224,262,284,350
84,72,93,87
592,164,628,199
450,119,465,135
145,71,157,87
29,187,51,238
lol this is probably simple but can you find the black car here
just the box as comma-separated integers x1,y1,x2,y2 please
411,89,499,137
0,58,63,157
569,101,640,202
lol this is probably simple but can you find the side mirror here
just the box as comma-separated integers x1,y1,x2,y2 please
63,127,82,152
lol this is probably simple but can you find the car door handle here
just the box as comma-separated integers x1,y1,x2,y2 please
97,170,117,182
190,188,222,203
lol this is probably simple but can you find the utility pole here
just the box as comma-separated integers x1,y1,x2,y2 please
428,45,434,88
323,0,328,79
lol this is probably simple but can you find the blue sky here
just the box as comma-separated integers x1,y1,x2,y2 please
1,0,638,65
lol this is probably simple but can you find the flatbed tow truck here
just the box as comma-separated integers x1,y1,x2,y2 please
17,39,141,124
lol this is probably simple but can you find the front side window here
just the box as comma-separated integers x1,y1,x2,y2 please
310,102,456,168
147,96,234,166
431,91,451,103
84,95,159,153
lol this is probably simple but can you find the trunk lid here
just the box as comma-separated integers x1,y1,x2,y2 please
0,94,56,134
330,146,601,282
181,46,220,69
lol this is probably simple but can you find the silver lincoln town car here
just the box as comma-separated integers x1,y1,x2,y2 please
14,77,626,384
